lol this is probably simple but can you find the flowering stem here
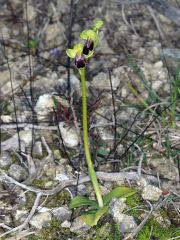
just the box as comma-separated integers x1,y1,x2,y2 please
80,67,103,208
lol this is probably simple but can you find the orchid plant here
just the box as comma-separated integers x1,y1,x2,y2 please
66,20,136,226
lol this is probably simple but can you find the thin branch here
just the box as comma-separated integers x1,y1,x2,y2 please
0,169,157,196
147,5,165,39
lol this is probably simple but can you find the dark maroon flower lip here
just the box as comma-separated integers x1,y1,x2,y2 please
83,45,89,55
83,39,94,55
75,53,87,68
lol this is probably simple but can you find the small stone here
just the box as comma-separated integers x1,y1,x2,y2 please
154,61,163,68
37,207,51,213
0,70,17,89
29,212,52,229
121,87,128,98
61,220,71,228
98,31,113,54
66,165,73,173
162,48,180,74
33,141,42,156
19,130,33,146
55,164,69,181
15,209,28,221
1,26,10,40
13,29,19,36
2,130,32,151
91,71,120,90
45,23,64,45
53,150,62,161
4,215,12,225
109,198,127,223
57,0,69,13
55,173,69,182
52,206,71,221
142,61,168,84
44,181,54,188
138,47,146,57
152,45,160,57
70,75,81,94
23,4,37,21
0,152,12,168
77,184,87,195
43,163,56,177
149,157,179,181
70,216,90,233
1,79,20,96
152,80,163,91
118,214,137,233
153,211,171,227
59,122,79,148
35,94,54,120
116,144,124,155
100,185,109,196
1,115,12,123
8,164,28,182
60,158,69,165
17,190,27,204
137,177,148,188
142,185,162,201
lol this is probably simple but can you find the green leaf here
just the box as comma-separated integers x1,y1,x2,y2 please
69,196,99,209
103,187,137,206
97,147,109,156
93,20,103,30
66,48,76,58
52,96,59,109
81,205,108,226
27,39,39,49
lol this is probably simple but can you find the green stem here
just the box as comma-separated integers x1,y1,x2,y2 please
80,67,103,208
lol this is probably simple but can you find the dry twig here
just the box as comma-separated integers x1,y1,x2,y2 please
0,193,42,238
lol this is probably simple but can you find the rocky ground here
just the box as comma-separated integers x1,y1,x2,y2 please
0,0,180,239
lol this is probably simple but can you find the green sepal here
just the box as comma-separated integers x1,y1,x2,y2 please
74,43,84,52
103,187,137,206
66,43,84,58
93,20,104,31
81,205,108,226
66,48,76,58
80,29,97,41
69,196,99,210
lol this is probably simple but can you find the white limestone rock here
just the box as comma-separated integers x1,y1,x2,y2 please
59,122,79,148
142,185,162,201
29,212,52,229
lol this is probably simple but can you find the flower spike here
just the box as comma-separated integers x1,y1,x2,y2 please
66,19,103,68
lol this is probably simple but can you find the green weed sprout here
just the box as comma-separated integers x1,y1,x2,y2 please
66,20,136,226
27,38,39,56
